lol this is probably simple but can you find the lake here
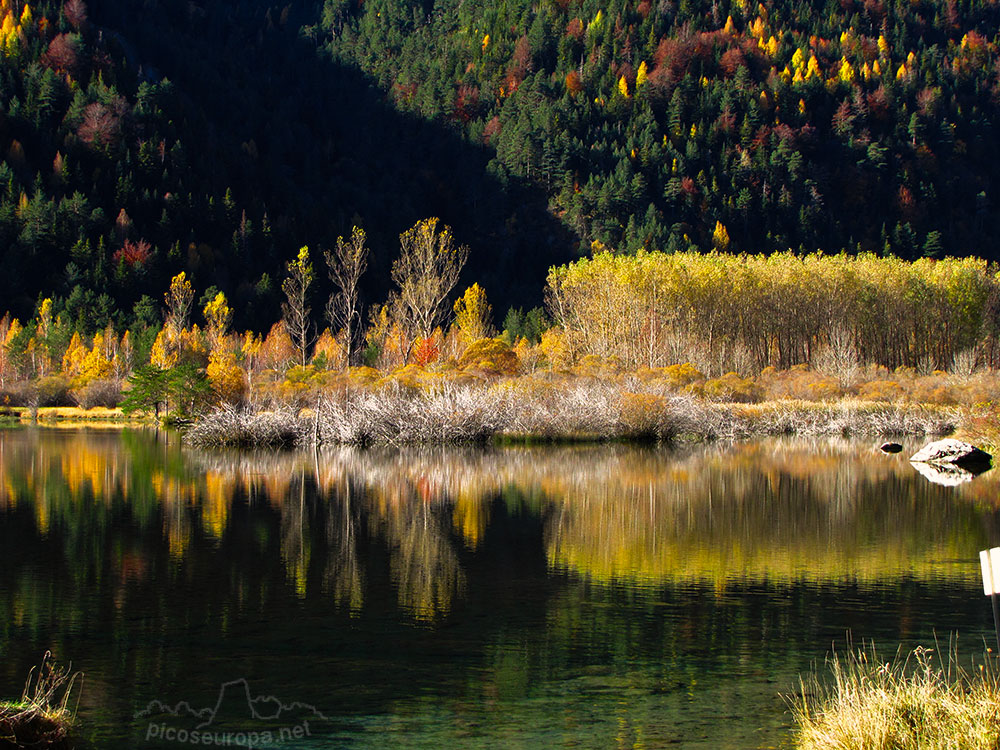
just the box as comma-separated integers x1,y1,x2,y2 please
0,427,996,749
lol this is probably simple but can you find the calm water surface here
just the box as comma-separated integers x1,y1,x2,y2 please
0,427,997,749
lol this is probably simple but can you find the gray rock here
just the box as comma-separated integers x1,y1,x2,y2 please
910,438,992,472
880,442,903,453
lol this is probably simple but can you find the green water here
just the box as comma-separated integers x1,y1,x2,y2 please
0,428,996,749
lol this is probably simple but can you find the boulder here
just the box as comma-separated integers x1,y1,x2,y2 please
880,442,903,453
909,438,992,472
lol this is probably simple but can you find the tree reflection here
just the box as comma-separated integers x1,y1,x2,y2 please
0,431,996,626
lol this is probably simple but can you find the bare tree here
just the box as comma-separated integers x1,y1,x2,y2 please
391,218,469,342
324,226,369,368
282,246,315,367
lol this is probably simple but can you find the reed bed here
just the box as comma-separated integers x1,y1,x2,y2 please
187,379,957,448
791,643,1000,750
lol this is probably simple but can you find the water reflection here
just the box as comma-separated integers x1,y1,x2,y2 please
0,432,995,618
0,429,998,749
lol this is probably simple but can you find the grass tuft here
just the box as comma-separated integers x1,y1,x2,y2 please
790,641,1000,750
0,652,81,749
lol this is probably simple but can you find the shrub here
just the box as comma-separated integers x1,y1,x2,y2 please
347,365,382,386
185,404,301,447
698,372,763,403
0,652,80,750
760,365,843,401
32,375,74,407
857,379,905,402
458,337,521,375
71,378,122,409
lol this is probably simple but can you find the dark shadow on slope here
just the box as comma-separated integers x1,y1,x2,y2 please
88,0,579,325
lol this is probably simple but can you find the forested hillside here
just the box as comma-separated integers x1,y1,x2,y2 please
0,0,571,332
323,0,1000,258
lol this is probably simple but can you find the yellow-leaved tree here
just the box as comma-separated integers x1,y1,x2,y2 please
712,220,730,250
391,218,469,344
203,291,243,402
281,246,315,367
152,272,197,368
61,331,88,381
452,283,495,346
78,329,114,383
203,291,232,351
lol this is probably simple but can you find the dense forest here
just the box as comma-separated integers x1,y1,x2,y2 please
323,0,1000,259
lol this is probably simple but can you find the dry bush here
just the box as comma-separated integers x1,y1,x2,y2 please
950,348,981,377
857,379,905,402
759,365,843,401
0,652,81,749
186,404,302,447
716,401,956,439
695,372,764,403
71,379,122,409
315,383,507,445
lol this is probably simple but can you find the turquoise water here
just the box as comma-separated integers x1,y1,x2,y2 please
0,428,995,748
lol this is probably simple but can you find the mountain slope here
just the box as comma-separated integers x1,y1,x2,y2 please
322,0,1000,259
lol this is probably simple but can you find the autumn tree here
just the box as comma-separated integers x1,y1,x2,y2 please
453,283,495,345
165,271,194,333
203,292,243,402
281,246,314,367
203,291,232,351
151,272,205,369
391,218,469,343
324,226,369,369
63,0,87,29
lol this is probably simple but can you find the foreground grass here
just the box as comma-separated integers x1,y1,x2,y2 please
0,653,79,749
791,643,1000,750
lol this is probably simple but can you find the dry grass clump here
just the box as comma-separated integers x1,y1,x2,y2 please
0,652,81,750
791,643,1000,750
185,403,302,447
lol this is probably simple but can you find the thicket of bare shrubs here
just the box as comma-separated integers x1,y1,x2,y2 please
189,379,720,447
187,372,959,448
70,378,121,409
185,403,302,447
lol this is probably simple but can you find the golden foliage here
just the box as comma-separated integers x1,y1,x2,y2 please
457,337,521,375
207,348,245,402
453,283,494,345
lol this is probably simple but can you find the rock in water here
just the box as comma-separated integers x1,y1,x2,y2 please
880,442,903,453
910,438,992,472
910,461,978,487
